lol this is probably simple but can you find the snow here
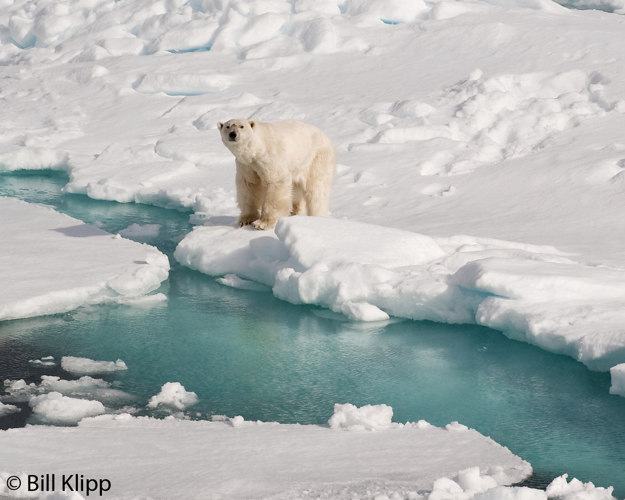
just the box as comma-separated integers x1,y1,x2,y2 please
0,198,169,321
60,356,128,376
2,0,625,496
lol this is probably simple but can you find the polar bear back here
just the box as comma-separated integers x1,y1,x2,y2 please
253,120,334,176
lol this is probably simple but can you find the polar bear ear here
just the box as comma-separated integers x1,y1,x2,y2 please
218,122,224,130
249,121,255,128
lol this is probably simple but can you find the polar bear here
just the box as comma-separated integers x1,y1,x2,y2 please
218,118,335,230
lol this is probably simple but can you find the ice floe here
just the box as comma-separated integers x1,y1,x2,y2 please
0,402,617,498
0,198,169,321
175,216,625,371
0,403,531,499
61,357,128,376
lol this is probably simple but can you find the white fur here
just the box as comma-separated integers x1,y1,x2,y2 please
218,119,336,230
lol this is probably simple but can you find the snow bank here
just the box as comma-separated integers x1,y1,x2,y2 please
147,382,198,410
0,198,169,321
175,217,625,371
61,356,128,376
0,404,531,499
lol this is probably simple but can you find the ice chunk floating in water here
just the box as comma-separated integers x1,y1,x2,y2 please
610,364,625,397
61,356,128,376
147,382,198,411
28,392,106,425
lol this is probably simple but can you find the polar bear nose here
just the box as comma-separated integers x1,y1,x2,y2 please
229,131,237,140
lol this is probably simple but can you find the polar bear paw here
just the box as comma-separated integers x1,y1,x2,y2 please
252,219,275,231
238,214,259,227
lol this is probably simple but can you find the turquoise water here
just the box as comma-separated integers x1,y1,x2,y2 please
1,171,625,497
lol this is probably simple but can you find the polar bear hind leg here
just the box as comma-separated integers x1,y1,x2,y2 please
291,183,306,215
304,147,335,216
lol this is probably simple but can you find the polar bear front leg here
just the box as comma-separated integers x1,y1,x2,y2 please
253,179,292,230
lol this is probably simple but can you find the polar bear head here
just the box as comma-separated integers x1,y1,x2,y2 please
218,119,256,149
